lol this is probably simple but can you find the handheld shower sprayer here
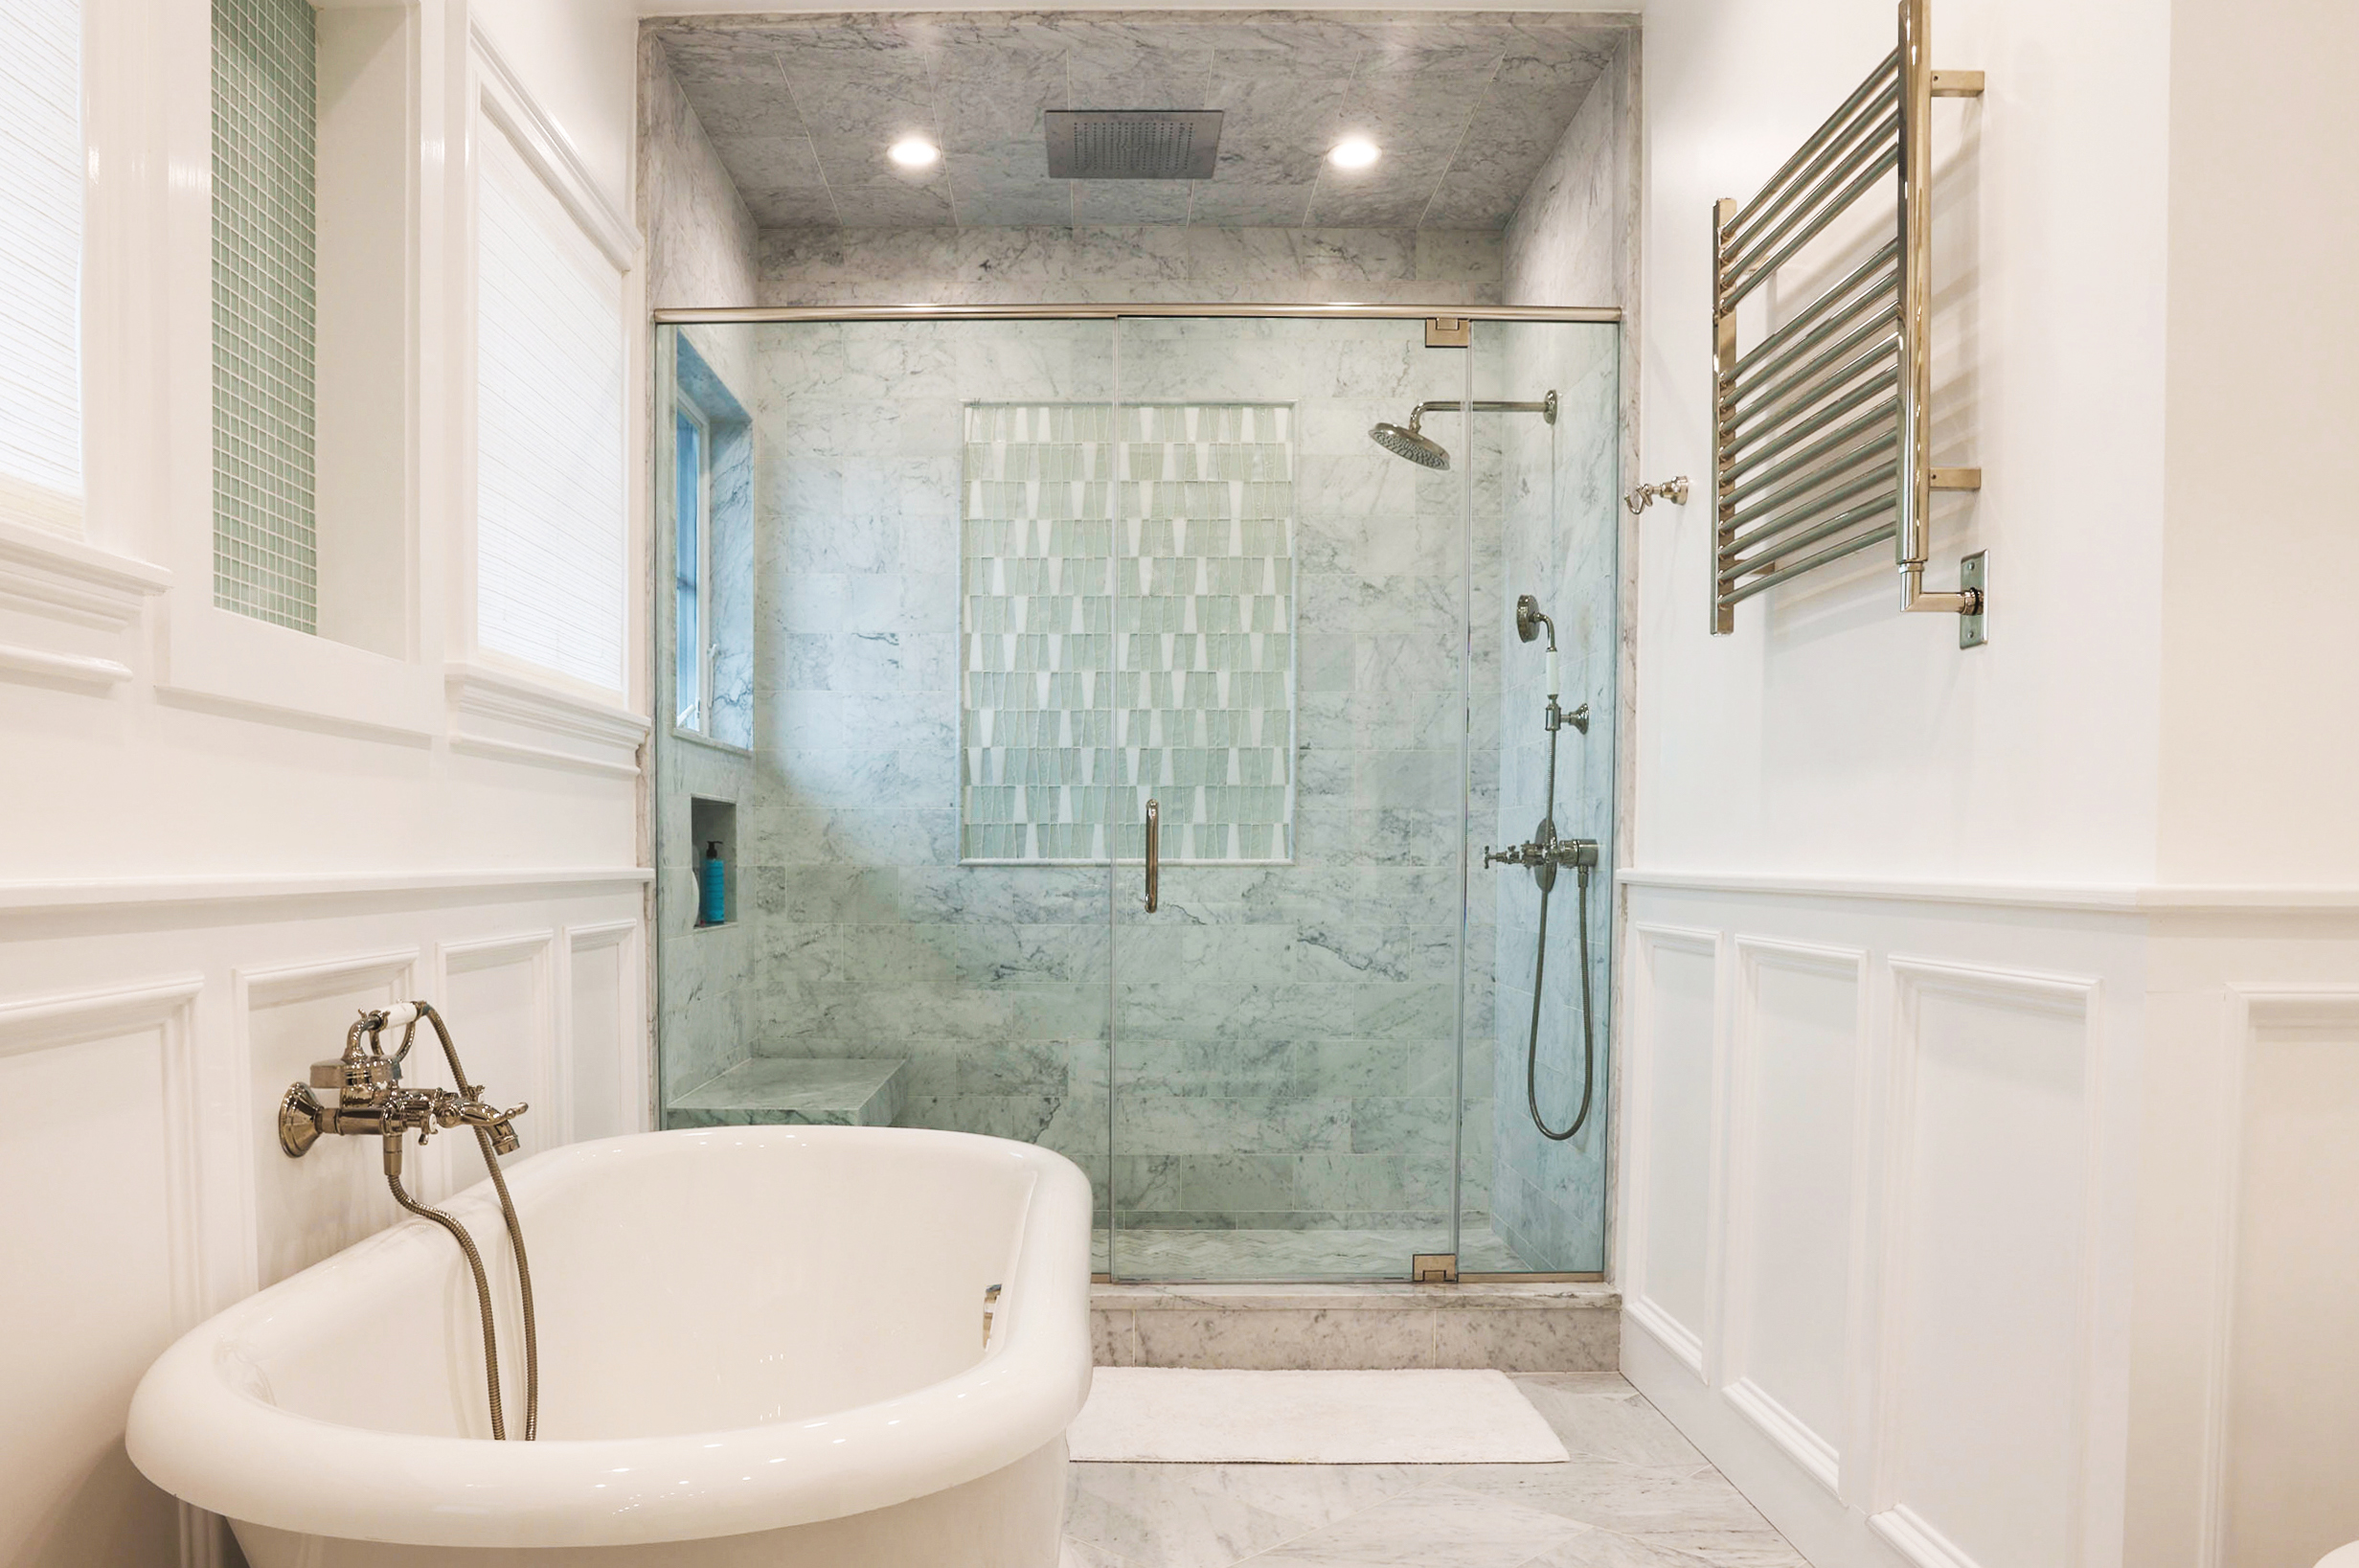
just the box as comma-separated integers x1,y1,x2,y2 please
1484,593,1600,1142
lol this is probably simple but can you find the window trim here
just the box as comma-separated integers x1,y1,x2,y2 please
672,397,712,734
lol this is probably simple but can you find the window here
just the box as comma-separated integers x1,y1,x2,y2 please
0,0,83,534
674,403,707,729
668,330,751,748
475,108,626,692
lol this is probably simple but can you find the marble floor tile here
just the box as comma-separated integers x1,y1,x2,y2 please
1057,1375,1805,1568
1245,1483,1594,1564
1065,1462,1429,1568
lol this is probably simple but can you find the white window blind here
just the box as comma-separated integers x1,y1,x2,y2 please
0,0,82,532
475,112,625,692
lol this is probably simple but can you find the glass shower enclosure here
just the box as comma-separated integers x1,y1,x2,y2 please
651,308,1617,1283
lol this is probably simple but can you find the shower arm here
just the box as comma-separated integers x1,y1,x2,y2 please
1404,392,1558,429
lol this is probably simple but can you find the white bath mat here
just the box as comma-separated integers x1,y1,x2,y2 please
1066,1368,1571,1465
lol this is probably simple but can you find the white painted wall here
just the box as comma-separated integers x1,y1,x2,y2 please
1633,0,2169,885
2155,0,2359,888
0,3,649,1562
1622,1,2359,1566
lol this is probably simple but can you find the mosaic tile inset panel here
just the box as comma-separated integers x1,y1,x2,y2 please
211,0,319,633
961,402,1296,865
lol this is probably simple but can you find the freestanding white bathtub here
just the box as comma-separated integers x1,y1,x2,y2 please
127,1125,1094,1566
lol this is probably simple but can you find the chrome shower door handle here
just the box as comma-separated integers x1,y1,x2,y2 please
1143,798,1159,913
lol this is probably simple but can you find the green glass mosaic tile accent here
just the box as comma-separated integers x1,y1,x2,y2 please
211,0,318,633
962,403,1296,865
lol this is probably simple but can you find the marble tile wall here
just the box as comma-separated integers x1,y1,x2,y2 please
735,317,1503,1240
1484,322,1619,1272
758,225,1504,307
1500,34,1635,310
640,34,760,309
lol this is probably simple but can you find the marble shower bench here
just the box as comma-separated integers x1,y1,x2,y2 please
1091,1282,1620,1373
669,1057,907,1128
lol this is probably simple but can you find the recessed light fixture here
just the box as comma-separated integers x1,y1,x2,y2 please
1328,137,1381,170
888,137,940,169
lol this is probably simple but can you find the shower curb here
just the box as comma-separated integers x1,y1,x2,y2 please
1090,1283,1620,1373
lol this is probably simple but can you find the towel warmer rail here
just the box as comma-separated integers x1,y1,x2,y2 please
1711,0,1986,646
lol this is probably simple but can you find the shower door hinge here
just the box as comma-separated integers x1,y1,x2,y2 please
1412,1252,1459,1284
1425,317,1471,349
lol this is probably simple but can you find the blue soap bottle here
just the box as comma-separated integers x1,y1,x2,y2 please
700,840,727,925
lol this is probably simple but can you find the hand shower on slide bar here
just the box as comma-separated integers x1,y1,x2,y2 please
1483,595,1601,1143
277,1002,540,1440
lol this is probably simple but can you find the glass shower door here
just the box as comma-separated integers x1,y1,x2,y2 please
1463,318,1618,1277
1104,315,1475,1282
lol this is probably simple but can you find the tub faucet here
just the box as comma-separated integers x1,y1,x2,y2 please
276,1001,539,1442
279,1003,526,1163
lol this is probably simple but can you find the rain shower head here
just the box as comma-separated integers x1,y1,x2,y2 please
1371,392,1559,469
1370,420,1451,469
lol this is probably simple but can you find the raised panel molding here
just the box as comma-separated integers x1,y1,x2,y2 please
1723,936,1870,1500
435,932,558,1164
2199,986,2359,1568
0,974,213,1568
0,975,208,1325
233,947,421,1295
1622,921,1725,1380
1872,957,2103,1568
561,918,644,1140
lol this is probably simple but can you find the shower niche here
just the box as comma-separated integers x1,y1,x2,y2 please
651,311,1619,1282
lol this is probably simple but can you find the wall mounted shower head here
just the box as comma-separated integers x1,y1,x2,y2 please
1370,420,1451,469
1371,392,1559,468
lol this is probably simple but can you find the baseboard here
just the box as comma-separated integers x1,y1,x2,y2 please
1622,1321,1910,1568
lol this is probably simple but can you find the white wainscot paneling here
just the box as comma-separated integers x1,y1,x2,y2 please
0,977,202,1567
562,920,638,1143
2215,989,2359,1568
1627,922,1723,1375
1872,960,2101,1568
435,933,557,1163
241,950,420,1289
1723,938,1868,1496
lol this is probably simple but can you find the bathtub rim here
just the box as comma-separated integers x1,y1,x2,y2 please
125,1125,1094,1549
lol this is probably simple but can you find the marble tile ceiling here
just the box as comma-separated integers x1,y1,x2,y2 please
651,11,1630,230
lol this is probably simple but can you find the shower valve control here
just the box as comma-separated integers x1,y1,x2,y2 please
1483,833,1599,893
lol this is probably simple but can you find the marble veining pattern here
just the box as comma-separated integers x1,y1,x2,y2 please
1057,1375,1809,1566
640,34,760,309
650,12,1633,232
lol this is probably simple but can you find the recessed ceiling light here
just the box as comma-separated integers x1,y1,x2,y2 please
1328,138,1381,170
888,138,940,169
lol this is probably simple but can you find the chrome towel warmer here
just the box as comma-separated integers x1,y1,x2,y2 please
1711,0,1986,646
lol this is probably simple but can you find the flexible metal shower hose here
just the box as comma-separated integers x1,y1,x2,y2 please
384,1004,540,1441
1524,861,1597,1143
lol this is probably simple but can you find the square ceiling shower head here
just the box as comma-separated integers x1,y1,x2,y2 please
1045,110,1224,180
